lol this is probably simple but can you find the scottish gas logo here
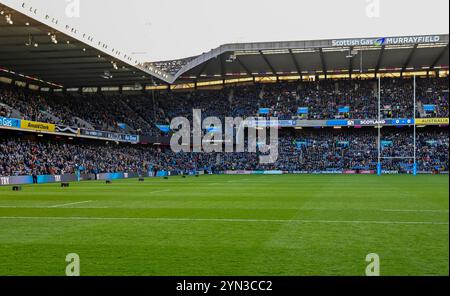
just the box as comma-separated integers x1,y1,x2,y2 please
374,38,386,46
0,117,21,128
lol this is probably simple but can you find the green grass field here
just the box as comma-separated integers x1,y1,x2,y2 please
0,175,448,276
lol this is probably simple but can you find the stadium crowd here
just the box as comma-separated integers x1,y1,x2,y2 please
1,77,448,136
1,128,447,177
0,76,448,177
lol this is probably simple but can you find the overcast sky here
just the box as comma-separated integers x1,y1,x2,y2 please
3,0,449,61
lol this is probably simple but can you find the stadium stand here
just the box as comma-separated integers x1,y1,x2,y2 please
1,77,448,133
0,3,448,182
1,125,448,177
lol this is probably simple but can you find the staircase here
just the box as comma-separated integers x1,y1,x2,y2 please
0,103,21,118
72,117,95,130
40,110,61,124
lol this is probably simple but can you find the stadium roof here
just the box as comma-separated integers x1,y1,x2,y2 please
0,2,448,89
0,2,170,88
165,34,449,84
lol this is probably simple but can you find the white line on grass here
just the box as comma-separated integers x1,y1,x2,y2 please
302,208,449,213
147,189,170,194
381,209,449,213
0,216,447,225
227,178,253,183
49,201,93,208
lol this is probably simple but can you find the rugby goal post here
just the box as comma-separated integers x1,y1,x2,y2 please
377,75,417,176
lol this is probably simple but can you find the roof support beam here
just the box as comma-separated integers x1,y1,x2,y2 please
235,56,252,77
401,44,418,76
430,43,449,70
288,49,302,79
195,58,211,79
219,54,226,80
375,45,386,76
259,50,277,76
348,47,354,79
318,48,327,78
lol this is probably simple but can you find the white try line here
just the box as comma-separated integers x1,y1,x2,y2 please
0,216,447,225
49,200,93,208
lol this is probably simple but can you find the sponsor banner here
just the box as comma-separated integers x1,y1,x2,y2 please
382,170,400,174
224,170,253,175
292,171,309,174
0,175,33,186
257,170,284,175
417,171,433,175
81,129,139,143
96,173,125,180
21,120,56,132
415,118,449,125
246,119,279,128
326,120,350,126
355,119,387,126
311,171,343,174
37,175,58,184
156,171,169,177
321,170,343,174
295,120,330,127
78,174,95,181
1,174,78,186
386,118,415,126
0,116,21,128
359,170,376,175
0,173,142,186
343,170,357,174
331,35,441,47
278,120,296,127
35,174,77,184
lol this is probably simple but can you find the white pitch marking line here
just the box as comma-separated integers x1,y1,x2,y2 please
301,208,449,213
227,178,253,183
147,189,170,194
49,200,93,208
0,216,447,225
381,209,449,213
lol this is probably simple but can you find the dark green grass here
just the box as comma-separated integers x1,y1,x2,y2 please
0,175,448,276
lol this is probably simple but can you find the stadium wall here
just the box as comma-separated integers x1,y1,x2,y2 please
1,170,447,186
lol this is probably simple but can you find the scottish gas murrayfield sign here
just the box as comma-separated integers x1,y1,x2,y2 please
331,35,441,47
